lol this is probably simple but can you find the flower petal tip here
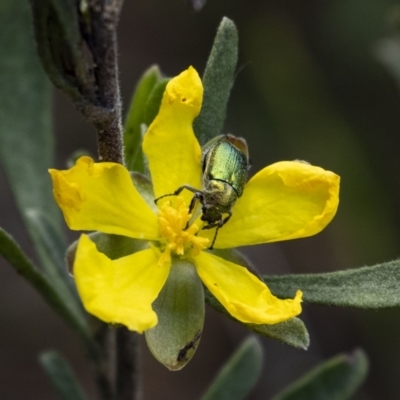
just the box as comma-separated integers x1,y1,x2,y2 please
295,290,303,303
163,66,203,116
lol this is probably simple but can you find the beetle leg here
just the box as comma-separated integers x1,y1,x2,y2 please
154,185,200,204
174,185,200,196
203,211,232,250
154,185,204,231
208,226,219,250
201,222,220,250
184,193,203,230
202,222,219,230
188,192,202,214
221,211,232,226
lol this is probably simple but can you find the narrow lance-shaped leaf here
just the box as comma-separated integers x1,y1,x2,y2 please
194,17,238,145
143,78,170,127
25,210,84,333
47,0,93,95
26,209,76,290
204,289,309,350
40,351,88,400
271,349,369,400
29,0,89,101
265,260,400,308
0,0,66,270
206,248,309,349
200,336,263,400
124,65,162,172
0,228,98,360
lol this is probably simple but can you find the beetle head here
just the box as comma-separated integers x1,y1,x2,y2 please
200,180,238,224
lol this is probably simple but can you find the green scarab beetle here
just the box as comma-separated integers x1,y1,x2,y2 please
155,134,250,249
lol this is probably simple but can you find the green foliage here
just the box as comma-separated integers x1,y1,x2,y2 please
145,260,205,370
265,260,400,308
124,66,162,172
29,0,90,102
246,318,310,350
0,0,82,318
0,0,65,266
271,349,369,400
129,172,156,210
201,336,263,400
194,17,238,145
0,2,395,397
204,289,309,349
40,351,87,400
208,248,310,348
25,210,75,292
143,78,170,127
0,228,98,359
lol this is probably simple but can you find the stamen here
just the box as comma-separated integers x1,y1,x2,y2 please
157,196,209,265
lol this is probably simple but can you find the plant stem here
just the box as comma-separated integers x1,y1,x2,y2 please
92,319,140,400
93,322,115,400
115,328,141,400
86,0,124,164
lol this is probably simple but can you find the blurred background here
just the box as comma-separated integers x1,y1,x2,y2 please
2,0,400,398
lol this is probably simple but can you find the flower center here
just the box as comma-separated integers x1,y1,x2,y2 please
157,196,209,266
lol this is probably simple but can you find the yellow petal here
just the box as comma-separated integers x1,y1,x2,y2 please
204,161,340,248
74,235,170,333
49,156,159,240
196,251,302,324
142,67,203,204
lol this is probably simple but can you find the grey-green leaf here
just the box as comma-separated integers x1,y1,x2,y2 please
130,171,156,211
200,336,263,400
246,317,309,350
193,17,238,145
271,349,369,400
204,289,309,349
25,209,73,285
25,209,84,319
124,65,162,172
0,228,97,358
265,260,400,308
29,0,93,103
143,78,170,127
40,351,87,400
145,259,205,370
0,0,65,264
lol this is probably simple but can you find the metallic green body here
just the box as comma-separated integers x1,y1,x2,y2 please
198,134,249,235
203,138,248,197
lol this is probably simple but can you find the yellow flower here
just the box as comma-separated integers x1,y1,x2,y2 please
49,67,340,334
